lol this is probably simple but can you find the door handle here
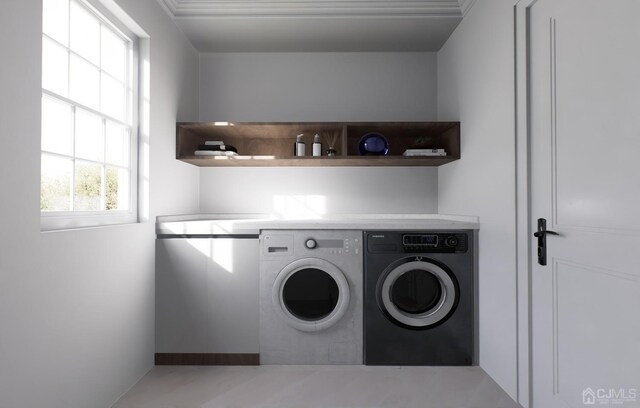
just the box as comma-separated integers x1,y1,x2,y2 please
534,218,558,266
533,230,559,238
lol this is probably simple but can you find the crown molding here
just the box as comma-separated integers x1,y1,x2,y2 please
157,0,464,19
158,0,180,16
457,0,476,16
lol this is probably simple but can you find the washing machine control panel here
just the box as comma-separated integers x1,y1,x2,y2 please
303,236,361,256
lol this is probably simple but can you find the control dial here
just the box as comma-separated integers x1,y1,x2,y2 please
445,236,459,248
305,239,317,249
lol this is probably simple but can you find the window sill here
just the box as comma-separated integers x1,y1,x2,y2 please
40,212,138,232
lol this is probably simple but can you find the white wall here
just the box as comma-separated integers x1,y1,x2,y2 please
200,167,438,214
200,52,437,122
437,0,518,401
0,0,199,407
198,52,439,214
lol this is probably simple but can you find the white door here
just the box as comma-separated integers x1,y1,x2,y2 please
529,1,640,407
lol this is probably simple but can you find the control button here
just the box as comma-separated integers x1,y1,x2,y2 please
445,236,459,247
305,239,317,249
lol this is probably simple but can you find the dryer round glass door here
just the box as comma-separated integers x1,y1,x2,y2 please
379,259,458,329
273,258,350,332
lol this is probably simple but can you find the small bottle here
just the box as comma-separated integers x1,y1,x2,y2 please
295,134,306,156
312,134,322,157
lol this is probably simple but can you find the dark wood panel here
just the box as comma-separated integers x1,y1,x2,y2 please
179,156,458,167
154,353,260,366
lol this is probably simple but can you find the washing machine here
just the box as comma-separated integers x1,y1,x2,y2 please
259,230,363,365
364,230,477,366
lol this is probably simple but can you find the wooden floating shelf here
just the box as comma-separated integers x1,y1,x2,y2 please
176,122,461,167
179,155,459,167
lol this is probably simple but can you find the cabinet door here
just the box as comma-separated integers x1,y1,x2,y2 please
156,238,260,353
206,238,259,353
156,238,209,353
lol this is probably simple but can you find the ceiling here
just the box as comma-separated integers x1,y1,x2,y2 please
157,0,475,52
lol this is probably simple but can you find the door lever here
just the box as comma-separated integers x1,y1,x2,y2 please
534,218,558,266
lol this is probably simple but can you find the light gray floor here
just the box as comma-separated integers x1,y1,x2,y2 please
112,365,519,408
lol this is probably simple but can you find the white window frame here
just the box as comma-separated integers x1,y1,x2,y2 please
41,0,140,231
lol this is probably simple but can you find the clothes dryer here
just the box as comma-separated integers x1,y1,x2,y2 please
364,230,476,366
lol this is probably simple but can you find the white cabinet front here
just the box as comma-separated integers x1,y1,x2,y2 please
156,238,259,353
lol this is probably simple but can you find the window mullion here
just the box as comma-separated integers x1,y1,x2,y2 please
101,165,106,211
102,118,107,210
68,50,101,73
67,0,71,99
98,20,103,114
41,151,75,161
42,33,68,52
127,42,132,125
70,105,77,211
42,89,130,128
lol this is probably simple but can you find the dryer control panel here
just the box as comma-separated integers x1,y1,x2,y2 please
367,231,469,254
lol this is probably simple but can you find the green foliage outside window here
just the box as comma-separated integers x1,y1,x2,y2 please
41,164,121,211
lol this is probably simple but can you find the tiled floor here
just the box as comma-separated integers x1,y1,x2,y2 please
111,365,519,408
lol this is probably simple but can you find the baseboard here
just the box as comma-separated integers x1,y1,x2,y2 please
154,353,260,366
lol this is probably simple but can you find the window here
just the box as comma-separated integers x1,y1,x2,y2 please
41,0,138,230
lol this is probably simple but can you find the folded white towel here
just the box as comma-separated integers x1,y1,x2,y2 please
194,150,238,156
403,149,447,157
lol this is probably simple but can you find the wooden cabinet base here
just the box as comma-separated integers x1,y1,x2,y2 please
155,353,260,366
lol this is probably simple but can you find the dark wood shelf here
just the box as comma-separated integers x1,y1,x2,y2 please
179,155,459,167
176,122,460,167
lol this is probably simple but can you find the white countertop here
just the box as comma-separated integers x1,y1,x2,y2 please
156,214,479,236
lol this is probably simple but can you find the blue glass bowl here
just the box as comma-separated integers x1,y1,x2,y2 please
358,132,389,156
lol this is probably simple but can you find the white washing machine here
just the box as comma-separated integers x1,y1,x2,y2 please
259,230,363,365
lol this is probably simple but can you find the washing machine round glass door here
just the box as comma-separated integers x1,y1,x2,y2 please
378,259,458,329
273,258,350,332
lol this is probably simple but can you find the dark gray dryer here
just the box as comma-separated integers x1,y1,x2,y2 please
364,230,477,366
